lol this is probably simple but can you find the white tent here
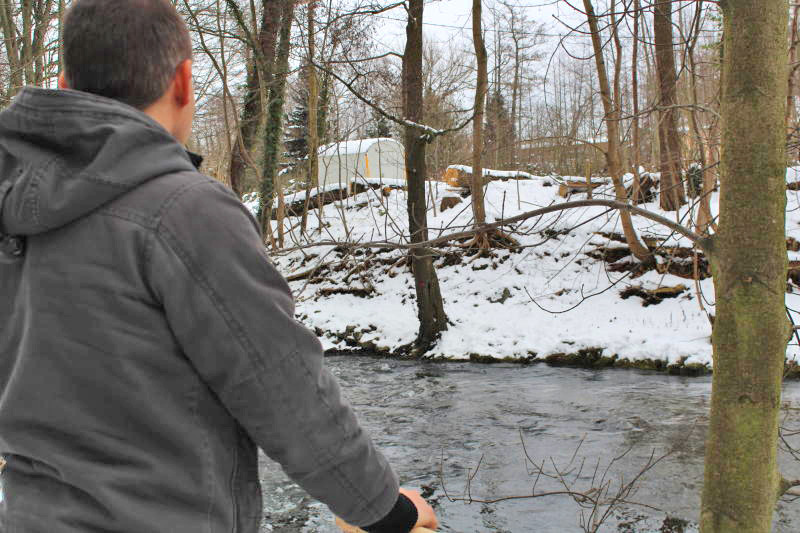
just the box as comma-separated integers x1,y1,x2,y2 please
318,137,405,189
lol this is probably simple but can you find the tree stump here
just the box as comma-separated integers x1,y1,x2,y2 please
439,195,462,212
625,174,658,204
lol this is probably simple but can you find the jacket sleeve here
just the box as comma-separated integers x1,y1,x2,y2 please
145,177,399,527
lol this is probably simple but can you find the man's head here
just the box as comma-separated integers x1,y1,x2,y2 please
61,0,195,143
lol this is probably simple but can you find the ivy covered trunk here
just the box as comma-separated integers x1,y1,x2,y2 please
258,0,294,244
228,0,282,197
402,0,447,352
700,1,789,531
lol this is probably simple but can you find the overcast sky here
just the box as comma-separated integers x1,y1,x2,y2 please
372,0,578,51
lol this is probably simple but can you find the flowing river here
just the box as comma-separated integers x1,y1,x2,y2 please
257,356,800,533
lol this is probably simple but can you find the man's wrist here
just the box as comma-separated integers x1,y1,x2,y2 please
361,492,418,533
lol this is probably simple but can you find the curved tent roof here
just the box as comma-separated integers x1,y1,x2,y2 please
318,137,401,157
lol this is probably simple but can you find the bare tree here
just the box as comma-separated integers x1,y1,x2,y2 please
402,0,447,351
653,0,686,211
0,0,60,103
580,0,651,262
469,0,489,250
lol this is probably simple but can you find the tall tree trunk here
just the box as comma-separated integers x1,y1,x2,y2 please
403,0,447,352
700,2,790,532
301,0,320,235
317,69,331,144
21,0,33,85
258,0,294,245
229,62,260,197
582,0,651,262
630,0,643,204
654,0,686,211
682,1,714,232
510,44,520,168
470,0,488,247
57,0,65,73
786,4,800,162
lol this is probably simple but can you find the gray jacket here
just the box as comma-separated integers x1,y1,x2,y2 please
0,88,398,533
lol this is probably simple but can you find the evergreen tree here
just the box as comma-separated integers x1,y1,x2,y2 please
284,99,309,164
484,90,514,169
365,108,392,138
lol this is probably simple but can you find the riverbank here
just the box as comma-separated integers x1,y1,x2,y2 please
257,168,800,371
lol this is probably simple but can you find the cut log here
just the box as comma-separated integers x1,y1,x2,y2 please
620,284,688,306
789,261,800,287
442,166,470,187
439,195,462,212
558,180,606,198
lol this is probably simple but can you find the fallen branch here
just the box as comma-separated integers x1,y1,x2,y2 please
273,199,709,256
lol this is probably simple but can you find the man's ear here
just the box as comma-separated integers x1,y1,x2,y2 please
58,73,69,89
173,59,194,108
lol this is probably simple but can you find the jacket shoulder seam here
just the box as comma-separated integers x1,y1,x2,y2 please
99,207,156,230
153,174,217,227
153,223,271,378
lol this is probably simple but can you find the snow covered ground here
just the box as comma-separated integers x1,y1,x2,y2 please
251,169,800,370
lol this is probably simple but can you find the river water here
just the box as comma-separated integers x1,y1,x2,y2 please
257,356,800,533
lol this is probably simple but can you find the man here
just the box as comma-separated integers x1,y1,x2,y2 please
0,1,438,532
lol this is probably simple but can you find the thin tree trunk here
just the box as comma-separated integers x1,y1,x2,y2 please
654,0,686,210
683,2,714,232
630,0,643,204
582,0,651,262
215,0,234,191
470,0,488,248
21,0,33,85
700,1,790,531
57,0,65,73
511,45,520,168
403,0,447,352
301,0,320,235
317,69,331,144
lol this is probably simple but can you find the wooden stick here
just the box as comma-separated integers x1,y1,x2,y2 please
335,516,435,533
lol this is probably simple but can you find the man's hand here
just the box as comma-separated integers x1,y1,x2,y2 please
399,488,439,531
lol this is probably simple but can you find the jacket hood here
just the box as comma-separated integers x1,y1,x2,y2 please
0,87,199,237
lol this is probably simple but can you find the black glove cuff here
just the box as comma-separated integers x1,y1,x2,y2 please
361,493,419,533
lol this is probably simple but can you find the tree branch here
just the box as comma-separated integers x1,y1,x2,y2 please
274,198,709,255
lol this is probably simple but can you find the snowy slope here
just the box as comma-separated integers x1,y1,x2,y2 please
255,170,800,369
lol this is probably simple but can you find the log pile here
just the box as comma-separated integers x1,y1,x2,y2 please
441,166,533,188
